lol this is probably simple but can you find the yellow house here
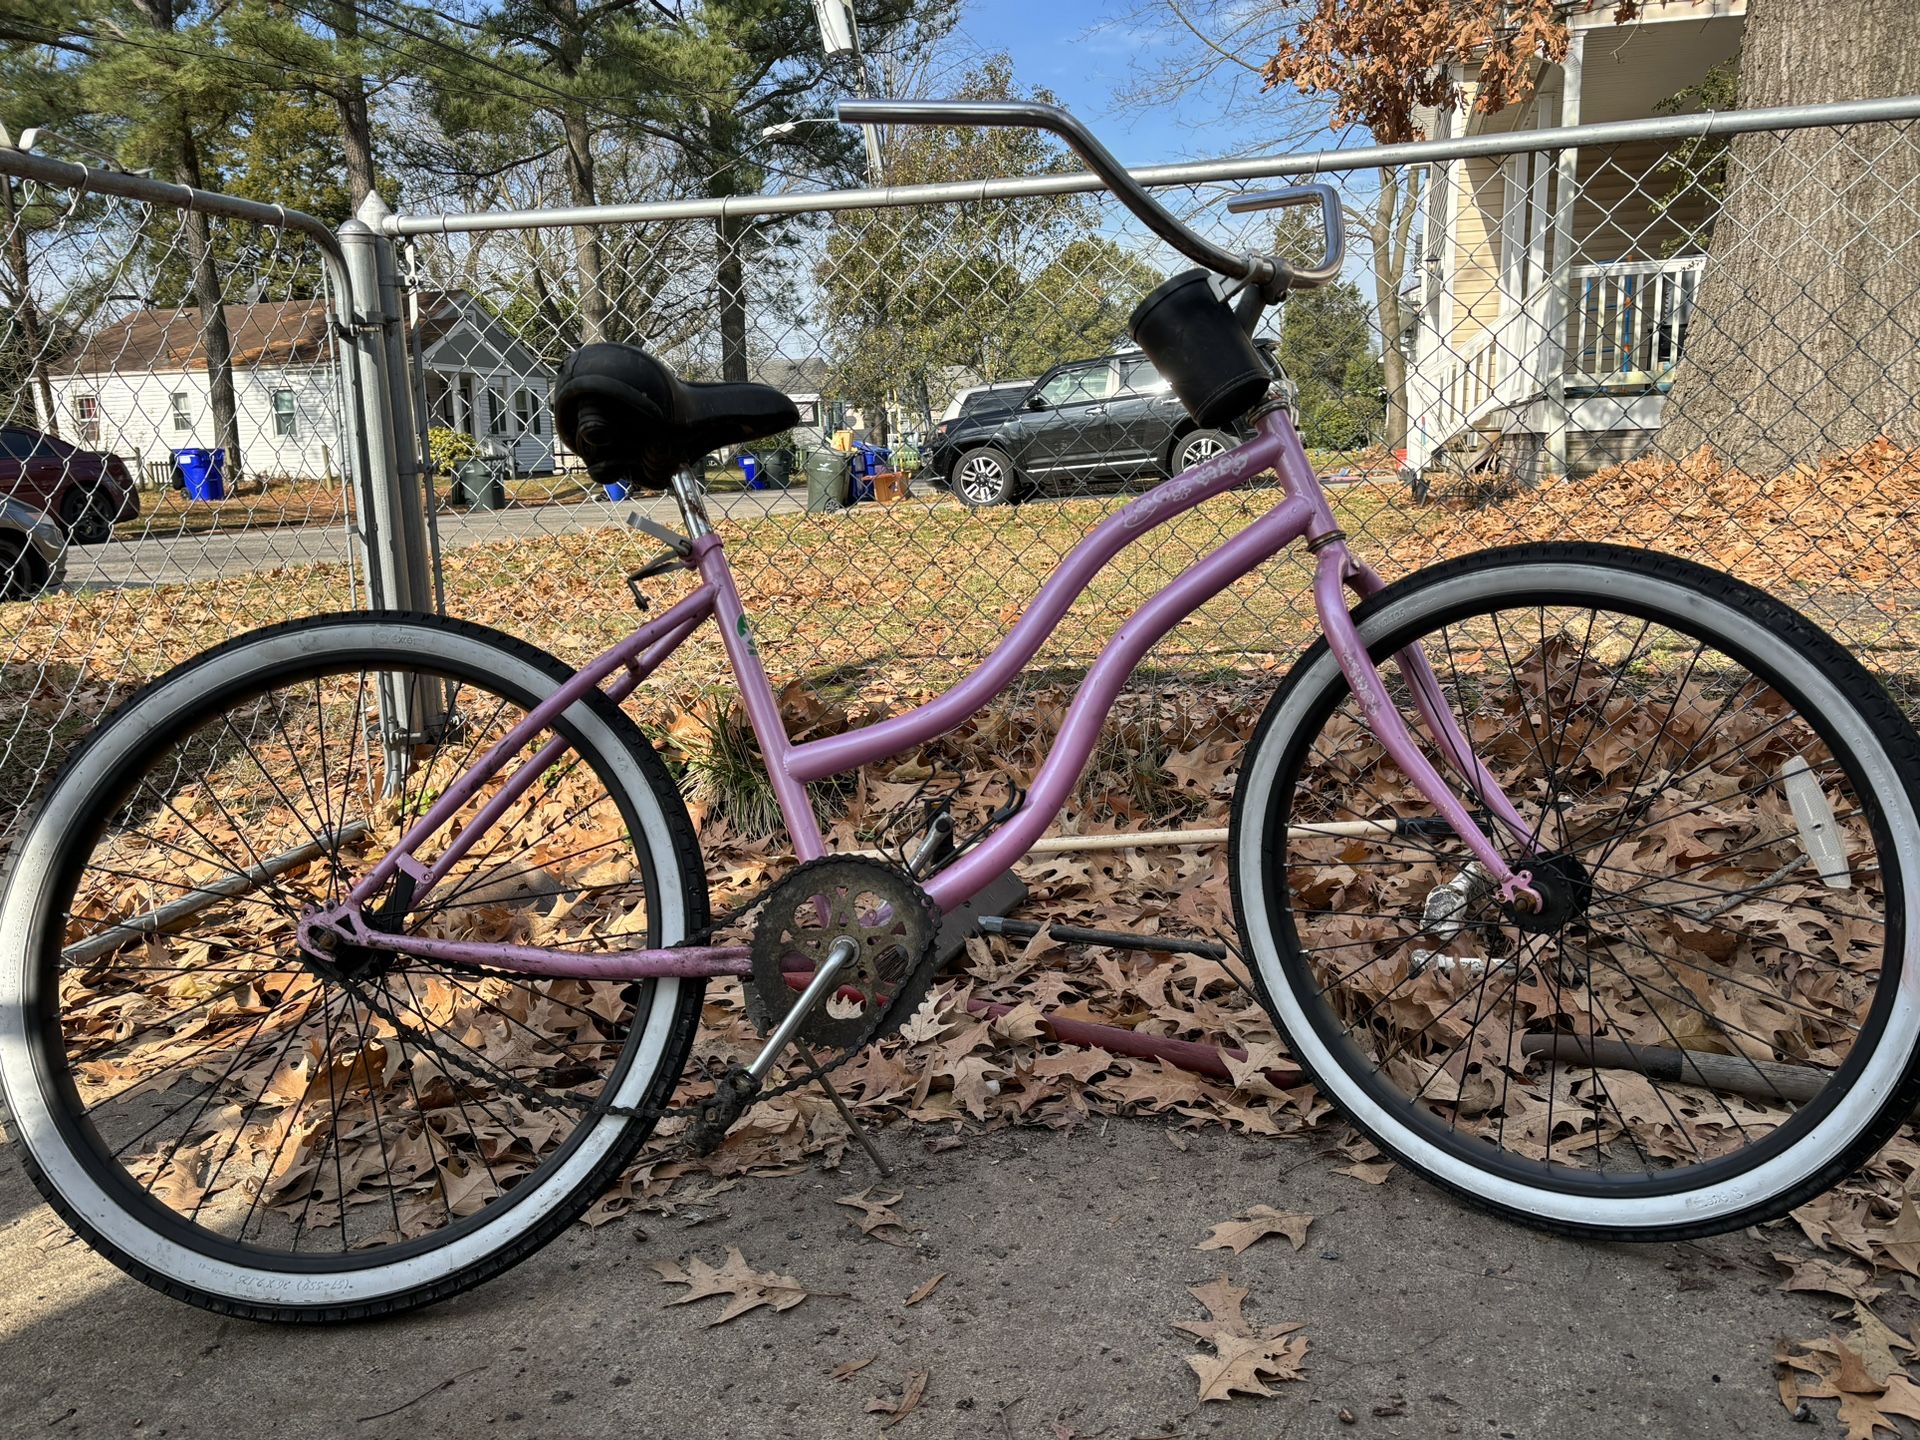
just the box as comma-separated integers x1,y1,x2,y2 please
1404,0,1745,480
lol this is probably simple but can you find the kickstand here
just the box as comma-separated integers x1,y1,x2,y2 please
794,1038,893,1178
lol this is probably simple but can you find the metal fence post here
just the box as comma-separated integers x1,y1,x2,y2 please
337,204,432,615
338,204,439,793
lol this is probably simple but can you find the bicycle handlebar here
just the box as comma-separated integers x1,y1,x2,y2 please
835,98,1343,292
1225,185,1345,287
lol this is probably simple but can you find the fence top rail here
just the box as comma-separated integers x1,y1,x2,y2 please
0,143,345,266
382,93,1920,238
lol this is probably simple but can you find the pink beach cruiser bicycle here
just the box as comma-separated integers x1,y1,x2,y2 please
6,101,1920,1321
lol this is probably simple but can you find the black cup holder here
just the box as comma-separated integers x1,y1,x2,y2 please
1127,269,1273,429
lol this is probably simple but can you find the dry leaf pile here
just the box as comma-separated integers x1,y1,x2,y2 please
1420,438,1920,597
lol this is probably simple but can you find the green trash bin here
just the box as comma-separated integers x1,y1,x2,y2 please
454,458,506,510
761,448,793,487
803,448,848,514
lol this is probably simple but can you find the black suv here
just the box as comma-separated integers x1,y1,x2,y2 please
923,383,1031,485
933,348,1267,507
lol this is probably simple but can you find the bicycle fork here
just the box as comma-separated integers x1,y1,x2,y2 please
1307,537,1544,916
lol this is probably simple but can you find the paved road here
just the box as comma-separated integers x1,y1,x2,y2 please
64,491,812,588
0,1118,1850,1439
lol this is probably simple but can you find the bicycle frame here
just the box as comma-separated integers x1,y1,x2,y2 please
310,402,1540,980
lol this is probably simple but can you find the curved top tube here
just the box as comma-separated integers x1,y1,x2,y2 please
337,397,1540,975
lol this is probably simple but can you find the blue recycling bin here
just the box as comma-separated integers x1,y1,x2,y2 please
604,479,630,502
848,442,889,502
738,453,766,490
174,447,225,501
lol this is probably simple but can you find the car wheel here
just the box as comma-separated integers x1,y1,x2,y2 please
1171,428,1233,473
59,487,114,546
952,446,1018,508
0,535,50,600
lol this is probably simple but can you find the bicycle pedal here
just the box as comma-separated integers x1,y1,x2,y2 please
684,1065,761,1156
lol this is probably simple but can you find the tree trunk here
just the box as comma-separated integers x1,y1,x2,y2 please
338,82,378,210
715,211,748,383
1657,0,1920,470
329,1,378,208
1367,167,1417,452
176,129,243,484
0,176,57,436
561,109,608,344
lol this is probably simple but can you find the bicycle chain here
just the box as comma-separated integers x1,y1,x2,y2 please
327,871,915,1145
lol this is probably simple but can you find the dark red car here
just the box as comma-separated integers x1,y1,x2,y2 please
0,424,140,544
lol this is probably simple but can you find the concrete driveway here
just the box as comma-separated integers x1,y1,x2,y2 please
0,1118,1848,1439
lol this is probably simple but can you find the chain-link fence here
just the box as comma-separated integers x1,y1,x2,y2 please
383,95,1920,727
5,97,1920,840
0,146,375,837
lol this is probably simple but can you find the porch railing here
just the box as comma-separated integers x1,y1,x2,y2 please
1567,256,1707,390
1408,253,1708,467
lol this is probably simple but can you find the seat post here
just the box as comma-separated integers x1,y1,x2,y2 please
669,466,714,539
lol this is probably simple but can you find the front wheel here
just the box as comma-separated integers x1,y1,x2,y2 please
952,446,1018,507
0,613,709,1319
1230,543,1920,1240
1171,428,1233,473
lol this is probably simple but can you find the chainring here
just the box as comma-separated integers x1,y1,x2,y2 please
746,856,941,1051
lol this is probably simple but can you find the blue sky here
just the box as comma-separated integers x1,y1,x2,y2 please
948,0,1338,165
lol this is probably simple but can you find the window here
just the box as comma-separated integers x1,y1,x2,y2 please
74,395,99,445
793,399,821,429
513,387,542,436
1036,362,1112,409
0,429,41,461
487,388,509,437
272,389,298,439
170,392,190,432
1117,355,1165,395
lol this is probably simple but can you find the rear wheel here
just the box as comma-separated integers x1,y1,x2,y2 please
0,613,708,1318
60,485,114,545
1230,543,1920,1239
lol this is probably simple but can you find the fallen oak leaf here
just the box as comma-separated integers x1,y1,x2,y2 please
1197,1205,1313,1256
905,1272,946,1306
1187,1331,1310,1403
1332,1161,1394,1186
831,1355,877,1381
650,1247,808,1325
837,1187,910,1246
1173,1273,1309,1403
1871,1193,1920,1276
867,1370,929,1428
1773,1251,1886,1304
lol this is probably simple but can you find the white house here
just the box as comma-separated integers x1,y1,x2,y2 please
1404,0,1744,481
45,292,557,486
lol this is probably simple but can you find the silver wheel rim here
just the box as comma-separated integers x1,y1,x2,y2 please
957,454,1005,504
1180,433,1224,467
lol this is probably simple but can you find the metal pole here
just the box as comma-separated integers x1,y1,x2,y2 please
338,210,431,794
1543,32,1585,481
379,94,1920,239
338,216,410,613
356,191,435,615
